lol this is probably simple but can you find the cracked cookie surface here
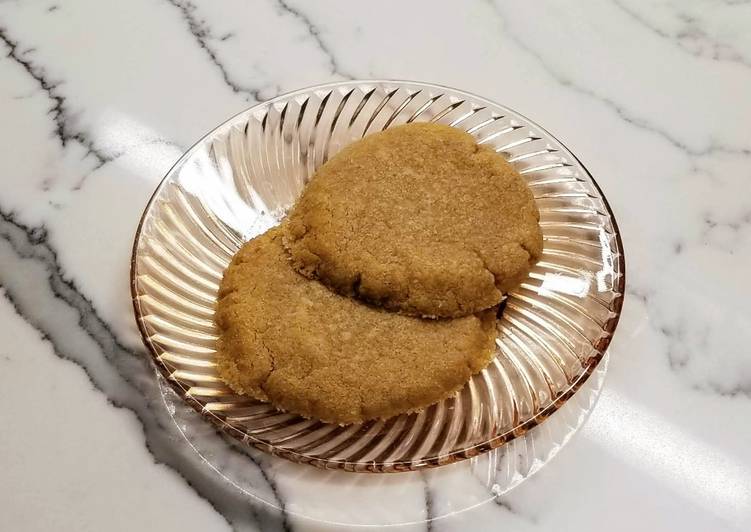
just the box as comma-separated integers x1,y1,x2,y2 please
215,228,497,425
284,122,543,318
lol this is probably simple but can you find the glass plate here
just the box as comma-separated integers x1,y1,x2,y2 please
131,80,625,472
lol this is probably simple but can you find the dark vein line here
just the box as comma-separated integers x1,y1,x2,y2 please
422,474,434,532
0,208,291,532
220,438,295,532
274,0,353,79
163,0,264,101
0,26,109,167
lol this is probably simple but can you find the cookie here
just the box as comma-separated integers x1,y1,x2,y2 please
215,228,497,425
284,122,542,318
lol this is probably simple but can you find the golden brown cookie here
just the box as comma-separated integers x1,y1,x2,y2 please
284,122,542,318
215,228,497,425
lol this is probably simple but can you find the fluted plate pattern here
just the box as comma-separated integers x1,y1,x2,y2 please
131,81,625,472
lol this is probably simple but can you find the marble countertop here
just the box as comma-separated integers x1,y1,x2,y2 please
1,1,750,531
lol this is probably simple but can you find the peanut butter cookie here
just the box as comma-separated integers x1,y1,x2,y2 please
284,122,542,318
215,228,497,425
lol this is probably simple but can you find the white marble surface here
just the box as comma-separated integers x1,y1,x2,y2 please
1,0,750,530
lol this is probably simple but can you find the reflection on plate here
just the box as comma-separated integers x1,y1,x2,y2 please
131,80,625,472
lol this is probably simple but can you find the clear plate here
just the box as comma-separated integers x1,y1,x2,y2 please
131,80,625,472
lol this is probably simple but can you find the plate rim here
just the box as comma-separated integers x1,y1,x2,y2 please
130,79,626,472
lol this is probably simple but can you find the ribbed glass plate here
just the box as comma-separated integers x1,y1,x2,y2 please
131,80,625,472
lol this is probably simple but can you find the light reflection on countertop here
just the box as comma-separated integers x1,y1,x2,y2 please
584,388,750,529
